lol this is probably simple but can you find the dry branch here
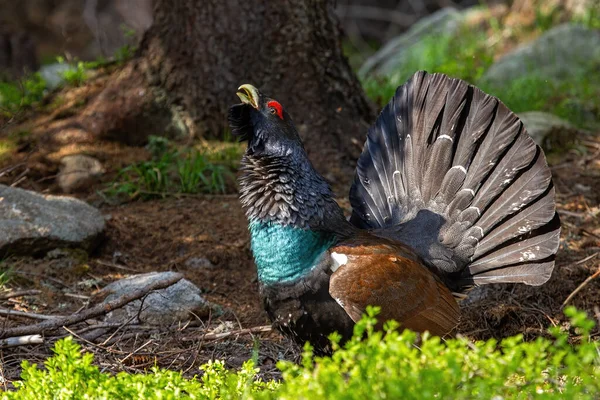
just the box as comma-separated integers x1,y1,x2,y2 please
0,290,41,300
0,272,183,339
181,325,272,342
0,308,63,320
562,264,600,309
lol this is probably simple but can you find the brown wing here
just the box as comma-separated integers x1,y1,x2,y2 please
329,241,460,336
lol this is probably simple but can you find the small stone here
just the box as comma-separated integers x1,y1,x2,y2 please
100,272,211,325
208,321,236,335
0,184,105,256
38,63,78,90
518,111,580,149
57,154,105,193
574,183,591,193
45,248,90,275
184,257,216,270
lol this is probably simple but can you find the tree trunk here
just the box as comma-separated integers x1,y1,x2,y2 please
139,0,374,180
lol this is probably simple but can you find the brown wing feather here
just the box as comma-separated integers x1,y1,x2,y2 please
329,241,460,336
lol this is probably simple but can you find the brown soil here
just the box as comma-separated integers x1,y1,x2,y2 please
0,75,599,388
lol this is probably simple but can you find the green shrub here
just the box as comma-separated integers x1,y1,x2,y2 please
177,151,228,194
5,307,599,399
4,337,277,399
265,307,600,399
0,74,47,113
104,141,234,200
58,60,88,87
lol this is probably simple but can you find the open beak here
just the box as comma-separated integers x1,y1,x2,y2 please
236,84,260,109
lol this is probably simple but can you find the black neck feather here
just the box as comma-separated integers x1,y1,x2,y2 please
238,150,352,234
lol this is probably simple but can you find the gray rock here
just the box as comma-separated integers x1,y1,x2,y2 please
38,63,79,90
481,24,600,86
0,185,105,256
101,272,210,325
57,154,105,193
359,8,464,77
519,111,574,145
519,111,583,150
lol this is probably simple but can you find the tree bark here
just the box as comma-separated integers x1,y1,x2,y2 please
139,0,374,179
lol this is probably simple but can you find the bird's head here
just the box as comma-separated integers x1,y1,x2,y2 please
228,84,303,155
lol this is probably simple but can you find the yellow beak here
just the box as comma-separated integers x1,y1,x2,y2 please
236,84,260,109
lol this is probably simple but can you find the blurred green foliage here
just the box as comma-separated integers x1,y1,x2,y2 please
360,7,600,131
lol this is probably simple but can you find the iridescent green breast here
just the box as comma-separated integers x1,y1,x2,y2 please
249,219,336,284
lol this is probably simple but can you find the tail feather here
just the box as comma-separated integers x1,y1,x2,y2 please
452,89,496,169
468,228,560,273
474,149,552,234
462,107,522,192
463,261,555,286
350,71,560,291
475,186,556,258
469,134,537,216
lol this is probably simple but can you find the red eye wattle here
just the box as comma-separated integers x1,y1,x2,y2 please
267,100,284,120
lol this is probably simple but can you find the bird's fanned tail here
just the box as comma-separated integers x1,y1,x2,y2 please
349,71,560,291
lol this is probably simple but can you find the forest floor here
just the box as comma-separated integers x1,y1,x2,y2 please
0,88,599,385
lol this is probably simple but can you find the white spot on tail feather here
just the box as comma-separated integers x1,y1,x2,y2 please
460,188,475,196
438,135,453,142
520,250,537,262
450,165,467,174
518,225,531,234
330,252,348,272
473,226,484,238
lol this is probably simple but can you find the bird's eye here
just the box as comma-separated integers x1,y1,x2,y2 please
266,100,284,120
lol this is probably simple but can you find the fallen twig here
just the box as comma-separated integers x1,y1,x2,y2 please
62,293,91,300
574,252,599,266
557,209,585,218
181,325,272,342
0,334,44,348
62,326,127,355
0,272,183,339
94,259,139,272
119,340,154,364
0,290,41,300
0,308,64,320
562,265,600,309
